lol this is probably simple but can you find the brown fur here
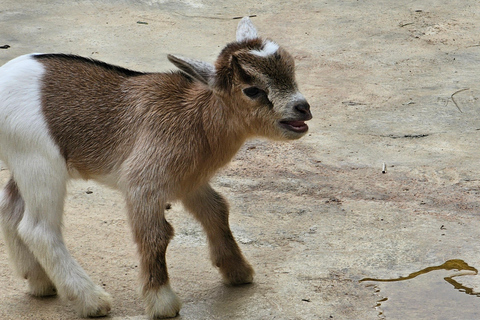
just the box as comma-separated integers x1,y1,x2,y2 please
36,53,257,295
29,23,311,317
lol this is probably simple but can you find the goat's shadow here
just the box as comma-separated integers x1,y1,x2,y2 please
177,282,260,319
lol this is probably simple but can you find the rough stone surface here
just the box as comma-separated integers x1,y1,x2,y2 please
1,0,480,319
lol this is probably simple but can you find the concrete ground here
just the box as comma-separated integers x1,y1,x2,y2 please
1,0,480,319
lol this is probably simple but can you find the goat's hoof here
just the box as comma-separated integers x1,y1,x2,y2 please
223,263,255,285
77,287,112,318
88,292,112,317
144,284,182,319
87,305,111,318
28,278,58,297
86,301,111,318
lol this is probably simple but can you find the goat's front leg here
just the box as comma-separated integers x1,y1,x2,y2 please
125,190,181,319
182,184,254,285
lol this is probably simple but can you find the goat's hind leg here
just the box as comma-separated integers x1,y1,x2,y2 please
13,161,111,317
182,184,254,285
0,178,57,297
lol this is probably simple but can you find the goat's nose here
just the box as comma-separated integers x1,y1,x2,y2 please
294,102,312,120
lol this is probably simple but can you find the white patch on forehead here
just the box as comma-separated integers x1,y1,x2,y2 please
291,92,306,102
250,40,279,57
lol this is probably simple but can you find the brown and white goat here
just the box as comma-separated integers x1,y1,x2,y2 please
0,17,311,318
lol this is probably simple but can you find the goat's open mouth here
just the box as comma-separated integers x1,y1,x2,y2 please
280,120,309,133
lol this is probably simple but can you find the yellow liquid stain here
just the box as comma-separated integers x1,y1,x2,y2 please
360,259,480,319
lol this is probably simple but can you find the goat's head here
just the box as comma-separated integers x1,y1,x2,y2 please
168,17,312,140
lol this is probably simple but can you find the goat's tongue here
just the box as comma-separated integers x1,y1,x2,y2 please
281,120,308,133
286,120,306,127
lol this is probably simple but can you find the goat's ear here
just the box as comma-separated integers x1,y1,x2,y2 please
236,17,259,42
167,54,216,85
231,55,253,83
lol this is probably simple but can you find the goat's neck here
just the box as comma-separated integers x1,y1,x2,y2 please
193,86,248,167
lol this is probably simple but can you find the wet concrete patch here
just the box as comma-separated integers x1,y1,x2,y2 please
361,260,480,319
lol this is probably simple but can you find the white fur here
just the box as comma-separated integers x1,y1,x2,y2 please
0,190,57,297
143,282,182,319
0,54,111,317
236,17,258,42
290,92,307,104
250,40,279,57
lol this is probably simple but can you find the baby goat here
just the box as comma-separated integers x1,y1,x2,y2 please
0,17,311,318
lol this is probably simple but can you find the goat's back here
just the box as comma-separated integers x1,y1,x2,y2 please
0,54,205,181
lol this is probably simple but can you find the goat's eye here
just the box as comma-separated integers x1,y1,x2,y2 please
243,87,264,99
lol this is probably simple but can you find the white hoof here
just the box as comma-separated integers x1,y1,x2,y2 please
74,285,112,318
28,277,57,297
144,283,182,319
